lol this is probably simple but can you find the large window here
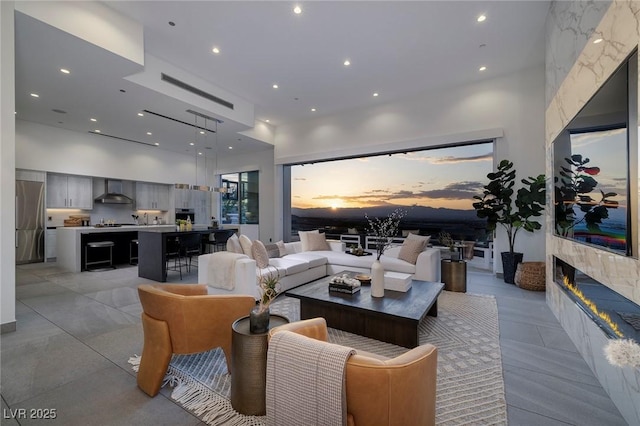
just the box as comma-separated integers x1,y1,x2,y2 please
221,171,259,224
285,141,493,242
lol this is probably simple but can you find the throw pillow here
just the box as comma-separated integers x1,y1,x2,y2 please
306,232,331,251
264,243,281,258
226,233,243,254
239,234,254,259
276,240,287,256
398,234,430,264
298,230,319,252
252,240,270,268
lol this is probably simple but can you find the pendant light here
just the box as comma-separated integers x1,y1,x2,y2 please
190,115,212,191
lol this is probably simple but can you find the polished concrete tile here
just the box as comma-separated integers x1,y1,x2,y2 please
83,324,144,374
83,285,140,309
11,365,202,426
504,365,627,426
508,405,573,426
16,281,73,300
537,324,579,353
499,319,545,346
1,332,112,405
19,292,139,340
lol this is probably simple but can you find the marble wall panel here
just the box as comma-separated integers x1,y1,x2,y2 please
546,1,640,424
547,282,640,424
545,0,612,108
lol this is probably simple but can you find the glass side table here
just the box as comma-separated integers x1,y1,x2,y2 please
230,313,290,416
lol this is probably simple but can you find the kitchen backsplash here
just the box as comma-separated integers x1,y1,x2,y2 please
47,204,169,227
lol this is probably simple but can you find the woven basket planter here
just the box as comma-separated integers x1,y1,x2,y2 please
514,261,546,291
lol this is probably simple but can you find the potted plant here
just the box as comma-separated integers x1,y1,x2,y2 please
438,231,460,261
472,160,545,284
250,267,280,333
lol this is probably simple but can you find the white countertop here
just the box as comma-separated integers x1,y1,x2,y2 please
58,225,175,233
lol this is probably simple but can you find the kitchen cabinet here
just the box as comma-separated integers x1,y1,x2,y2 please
46,174,93,209
174,187,192,209
45,229,57,261
193,190,211,224
136,182,170,210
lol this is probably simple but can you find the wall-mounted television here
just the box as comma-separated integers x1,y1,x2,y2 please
553,49,638,257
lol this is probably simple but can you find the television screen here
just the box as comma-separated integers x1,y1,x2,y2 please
552,51,635,256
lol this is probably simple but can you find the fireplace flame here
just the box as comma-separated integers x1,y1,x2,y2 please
562,276,624,338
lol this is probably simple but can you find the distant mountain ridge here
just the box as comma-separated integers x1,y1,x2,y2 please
292,205,479,221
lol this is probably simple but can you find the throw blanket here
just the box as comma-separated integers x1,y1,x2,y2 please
207,252,242,290
266,331,355,426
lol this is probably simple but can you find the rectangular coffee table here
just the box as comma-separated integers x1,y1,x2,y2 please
285,272,444,348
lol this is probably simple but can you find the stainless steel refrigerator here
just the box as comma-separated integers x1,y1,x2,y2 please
16,180,44,264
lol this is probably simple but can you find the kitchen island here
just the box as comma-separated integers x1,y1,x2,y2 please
57,225,176,272
137,229,214,282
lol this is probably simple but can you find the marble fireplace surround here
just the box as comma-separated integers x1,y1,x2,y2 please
546,1,640,424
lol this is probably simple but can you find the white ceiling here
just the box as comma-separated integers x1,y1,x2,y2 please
14,1,550,159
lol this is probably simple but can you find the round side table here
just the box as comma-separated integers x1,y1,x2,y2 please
230,313,289,416
441,259,467,292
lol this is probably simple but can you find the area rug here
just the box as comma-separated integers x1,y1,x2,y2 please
129,291,506,425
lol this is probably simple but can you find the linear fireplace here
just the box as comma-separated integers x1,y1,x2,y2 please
554,257,640,343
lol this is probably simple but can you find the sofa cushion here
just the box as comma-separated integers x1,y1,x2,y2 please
276,240,287,256
285,252,328,269
239,234,254,259
227,234,243,254
269,257,310,275
264,243,281,258
252,240,270,268
398,234,430,265
306,232,331,251
298,230,319,251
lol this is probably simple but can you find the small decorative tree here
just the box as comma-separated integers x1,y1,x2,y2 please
472,160,545,283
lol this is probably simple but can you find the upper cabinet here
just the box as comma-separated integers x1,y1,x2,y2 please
174,187,192,209
136,182,170,211
46,174,93,209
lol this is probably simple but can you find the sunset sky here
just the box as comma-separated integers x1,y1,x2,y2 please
291,142,493,210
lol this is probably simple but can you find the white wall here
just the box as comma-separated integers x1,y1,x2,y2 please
275,65,547,270
16,120,197,184
1,1,16,332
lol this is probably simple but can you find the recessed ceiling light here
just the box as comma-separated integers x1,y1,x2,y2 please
228,146,233,150
344,59,351,66
168,21,175,27
477,14,486,22
146,132,152,135
593,38,603,44
293,5,302,14
273,84,279,89
212,47,220,54
60,68,70,74
30,93,39,98
198,152,203,155
479,66,487,72
90,118,97,122
94,130,101,133
154,142,159,146
373,92,379,97
200,131,205,135
311,108,316,112
189,142,195,146
265,119,270,123
137,112,144,117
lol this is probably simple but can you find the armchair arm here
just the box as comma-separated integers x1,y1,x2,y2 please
268,317,328,342
147,283,207,296
328,240,346,252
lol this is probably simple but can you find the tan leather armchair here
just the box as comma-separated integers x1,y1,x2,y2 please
137,284,255,397
269,318,437,426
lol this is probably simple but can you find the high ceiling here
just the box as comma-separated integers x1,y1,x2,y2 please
14,1,550,159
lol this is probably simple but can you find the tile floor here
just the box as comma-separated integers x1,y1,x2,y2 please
1,262,628,425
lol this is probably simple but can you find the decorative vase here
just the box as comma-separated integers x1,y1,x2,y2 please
501,252,523,284
249,305,270,334
371,260,385,297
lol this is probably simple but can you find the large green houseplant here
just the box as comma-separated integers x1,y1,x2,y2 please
472,160,545,283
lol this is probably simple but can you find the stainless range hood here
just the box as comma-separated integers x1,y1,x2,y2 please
94,179,133,204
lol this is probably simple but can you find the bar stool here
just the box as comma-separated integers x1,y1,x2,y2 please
130,239,139,265
166,237,186,280
85,241,115,271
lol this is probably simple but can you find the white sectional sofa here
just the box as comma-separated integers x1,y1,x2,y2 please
198,239,441,299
